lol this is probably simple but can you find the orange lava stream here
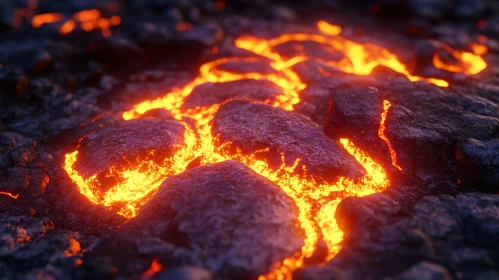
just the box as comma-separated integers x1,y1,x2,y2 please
433,42,487,75
378,100,402,171
141,258,163,280
63,21,488,278
0,191,20,199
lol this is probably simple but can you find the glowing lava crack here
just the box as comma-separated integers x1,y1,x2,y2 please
64,21,487,279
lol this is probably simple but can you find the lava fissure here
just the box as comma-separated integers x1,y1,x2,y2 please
63,20,488,279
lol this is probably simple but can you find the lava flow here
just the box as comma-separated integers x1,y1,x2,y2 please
433,41,487,75
0,191,20,199
63,20,488,279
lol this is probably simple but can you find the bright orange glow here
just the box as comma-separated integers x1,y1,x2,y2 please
64,236,82,257
73,9,101,22
63,20,489,278
432,43,487,75
59,20,76,35
32,13,63,28
31,9,120,37
378,100,402,171
470,43,488,56
0,191,19,199
317,20,342,36
141,259,163,280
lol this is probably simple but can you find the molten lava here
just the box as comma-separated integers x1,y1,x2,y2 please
378,100,402,171
63,21,488,278
32,13,63,28
0,191,20,199
432,42,487,75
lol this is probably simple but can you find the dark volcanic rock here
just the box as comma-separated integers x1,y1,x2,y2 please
293,265,346,280
117,160,303,279
326,192,499,280
212,100,365,181
0,214,54,257
392,261,453,280
383,87,499,180
335,193,402,236
75,118,185,179
156,266,213,280
324,86,394,169
183,79,283,108
456,138,499,192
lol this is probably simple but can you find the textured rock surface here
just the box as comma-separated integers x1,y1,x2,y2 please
456,138,499,192
212,100,365,181
294,62,499,183
324,86,394,169
111,161,303,279
326,192,499,279
392,261,453,280
75,118,185,179
183,79,283,108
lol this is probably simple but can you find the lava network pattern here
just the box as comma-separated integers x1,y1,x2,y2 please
63,21,487,279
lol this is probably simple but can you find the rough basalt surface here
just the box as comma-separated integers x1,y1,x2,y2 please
324,86,394,169
212,100,365,181
75,118,185,179
101,161,303,279
456,138,499,192
317,192,499,280
183,79,283,108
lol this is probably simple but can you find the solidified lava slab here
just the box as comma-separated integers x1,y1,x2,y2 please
211,100,366,182
324,86,394,169
117,160,303,279
183,79,283,108
74,118,185,181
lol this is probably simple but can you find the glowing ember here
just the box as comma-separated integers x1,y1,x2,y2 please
63,20,488,278
32,13,63,28
0,191,19,199
64,235,82,257
470,43,488,56
59,20,76,35
31,9,121,37
141,259,163,280
317,20,342,36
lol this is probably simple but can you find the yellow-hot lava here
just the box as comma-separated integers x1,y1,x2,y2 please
432,42,487,75
63,21,488,278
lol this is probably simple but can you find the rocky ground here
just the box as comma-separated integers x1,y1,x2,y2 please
0,0,498,279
